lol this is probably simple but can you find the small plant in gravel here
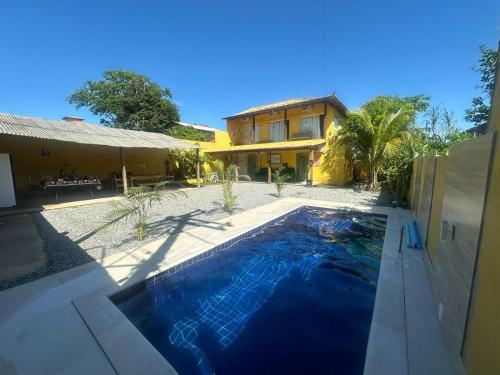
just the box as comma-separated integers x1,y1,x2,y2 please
100,182,184,241
273,167,289,197
222,164,237,213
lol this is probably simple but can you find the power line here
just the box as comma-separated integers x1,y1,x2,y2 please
323,0,327,93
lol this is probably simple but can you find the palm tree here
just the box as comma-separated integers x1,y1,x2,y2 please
334,108,412,188
99,182,185,240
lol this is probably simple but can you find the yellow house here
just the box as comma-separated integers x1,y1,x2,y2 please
204,95,350,184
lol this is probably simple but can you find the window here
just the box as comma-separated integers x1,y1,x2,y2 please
254,125,260,143
269,120,285,142
334,116,342,129
243,125,253,144
300,116,320,139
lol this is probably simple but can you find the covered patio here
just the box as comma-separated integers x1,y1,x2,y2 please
0,113,199,211
205,139,326,183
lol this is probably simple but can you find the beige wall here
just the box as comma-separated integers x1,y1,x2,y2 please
407,48,500,375
463,48,500,375
426,156,447,265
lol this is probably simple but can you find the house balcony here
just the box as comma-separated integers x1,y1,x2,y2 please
232,132,318,146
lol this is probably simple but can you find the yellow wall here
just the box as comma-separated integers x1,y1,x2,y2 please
192,129,231,150
426,156,447,265
223,102,349,184
227,103,339,146
463,49,500,375
0,135,172,192
186,129,231,176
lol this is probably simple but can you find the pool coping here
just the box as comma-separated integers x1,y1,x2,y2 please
0,198,451,374
71,199,403,375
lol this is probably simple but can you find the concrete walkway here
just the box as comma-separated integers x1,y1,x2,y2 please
0,214,46,282
0,198,451,375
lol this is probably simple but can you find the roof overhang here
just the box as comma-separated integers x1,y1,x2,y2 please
223,95,348,120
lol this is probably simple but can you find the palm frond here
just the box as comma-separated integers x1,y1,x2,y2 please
98,204,137,232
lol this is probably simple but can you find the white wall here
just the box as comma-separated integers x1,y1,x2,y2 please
0,154,16,207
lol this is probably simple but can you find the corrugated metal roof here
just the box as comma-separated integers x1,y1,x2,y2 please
176,121,220,132
204,139,325,153
0,112,199,149
223,94,348,119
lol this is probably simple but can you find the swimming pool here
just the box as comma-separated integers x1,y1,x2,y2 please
112,206,387,374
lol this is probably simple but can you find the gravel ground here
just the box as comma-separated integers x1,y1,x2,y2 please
2,183,389,290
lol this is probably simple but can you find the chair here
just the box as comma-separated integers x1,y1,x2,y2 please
112,174,124,193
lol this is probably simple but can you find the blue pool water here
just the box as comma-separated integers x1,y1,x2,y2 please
113,206,386,374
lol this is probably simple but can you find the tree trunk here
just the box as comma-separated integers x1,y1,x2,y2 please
370,169,378,190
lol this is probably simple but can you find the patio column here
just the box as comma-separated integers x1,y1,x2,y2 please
267,153,272,184
196,148,201,188
120,147,128,195
308,148,314,186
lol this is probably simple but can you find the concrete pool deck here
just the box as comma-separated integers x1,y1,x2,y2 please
0,198,452,374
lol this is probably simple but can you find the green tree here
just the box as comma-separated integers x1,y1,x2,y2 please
169,148,211,179
363,95,430,125
423,105,473,154
382,138,415,204
465,44,498,132
334,109,412,188
166,125,210,141
68,70,179,133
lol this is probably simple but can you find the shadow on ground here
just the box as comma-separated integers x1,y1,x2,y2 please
0,207,229,291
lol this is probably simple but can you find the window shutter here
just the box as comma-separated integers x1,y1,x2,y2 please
319,115,324,138
313,116,321,139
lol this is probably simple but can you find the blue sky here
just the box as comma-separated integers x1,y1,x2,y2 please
0,0,498,130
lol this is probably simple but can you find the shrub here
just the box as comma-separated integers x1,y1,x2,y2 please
381,139,414,204
273,167,290,197
169,149,211,179
238,174,251,181
166,125,211,141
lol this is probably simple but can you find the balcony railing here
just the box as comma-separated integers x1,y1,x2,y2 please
289,131,313,140
233,132,318,146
